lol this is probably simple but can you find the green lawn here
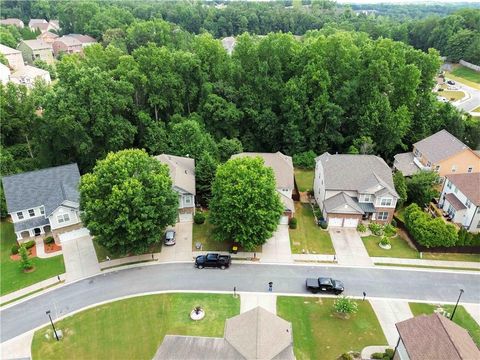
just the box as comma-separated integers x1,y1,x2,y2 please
192,213,231,252
290,202,335,254
422,252,480,262
277,296,387,360
439,90,465,101
409,303,480,347
0,221,65,296
32,293,239,360
362,235,418,259
450,65,480,84
294,168,314,192
93,238,163,262
472,106,480,113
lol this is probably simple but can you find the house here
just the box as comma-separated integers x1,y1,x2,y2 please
67,34,97,48
37,31,59,44
2,164,82,241
154,154,195,222
17,39,54,65
0,44,25,70
48,20,60,32
0,18,24,28
28,19,49,32
0,62,10,84
221,36,236,55
10,65,51,87
52,36,83,57
154,307,294,360
439,173,480,233
231,152,295,224
314,153,398,227
394,313,480,360
394,129,480,178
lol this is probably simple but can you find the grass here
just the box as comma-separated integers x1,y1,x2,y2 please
294,168,314,192
409,303,480,347
422,252,480,262
472,106,480,113
277,296,387,360
362,235,419,259
446,69,480,91
93,238,162,262
32,293,240,360
290,202,335,254
0,220,65,296
394,208,405,223
439,90,465,101
450,65,480,84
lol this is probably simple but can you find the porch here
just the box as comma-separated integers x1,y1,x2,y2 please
14,217,51,242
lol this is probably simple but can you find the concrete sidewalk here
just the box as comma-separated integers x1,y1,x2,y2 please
35,237,63,259
373,257,480,270
240,293,277,314
463,303,480,326
0,274,65,305
0,330,34,360
370,299,413,346
292,254,335,262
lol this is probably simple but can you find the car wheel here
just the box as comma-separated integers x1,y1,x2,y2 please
198,265,204,269
312,289,319,294
220,265,226,270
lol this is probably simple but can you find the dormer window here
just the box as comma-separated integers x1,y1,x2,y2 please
28,209,35,217
17,211,24,220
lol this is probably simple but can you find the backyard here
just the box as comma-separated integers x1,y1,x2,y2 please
294,168,314,192
289,202,335,254
409,303,480,347
32,293,240,360
277,296,387,360
0,220,65,296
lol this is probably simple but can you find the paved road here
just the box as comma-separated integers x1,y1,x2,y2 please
1,263,479,342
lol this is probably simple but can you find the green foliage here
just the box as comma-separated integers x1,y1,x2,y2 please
371,353,385,360
292,151,317,169
333,296,358,315
80,149,178,255
368,223,384,236
380,236,391,246
33,59,57,80
383,224,396,237
195,152,218,207
339,353,354,360
193,212,206,225
217,138,243,163
406,171,440,207
209,157,284,251
391,218,397,227
289,217,297,229
393,171,407,208
11,244,19,255
0,26,21,48
357,223,367,233
319,220,328,229
19,244,33,271
44,236,55,244
457,228,480,247
24,240,36,249
168,119,217,161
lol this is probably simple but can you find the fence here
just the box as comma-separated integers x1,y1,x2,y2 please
459,60,480,72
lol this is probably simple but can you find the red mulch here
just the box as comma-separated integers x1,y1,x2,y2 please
45,243,62,253
10,245,37,261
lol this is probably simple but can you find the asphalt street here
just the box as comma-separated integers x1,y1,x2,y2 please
1,262,479,342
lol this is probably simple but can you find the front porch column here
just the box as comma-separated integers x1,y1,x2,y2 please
28,229,35,237
40,227,45,234
15,232,22,241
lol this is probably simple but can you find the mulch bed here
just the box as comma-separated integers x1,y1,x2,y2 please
44,243,62,253
10,245,37,261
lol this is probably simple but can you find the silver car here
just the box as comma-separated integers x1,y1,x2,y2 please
164,230,176,246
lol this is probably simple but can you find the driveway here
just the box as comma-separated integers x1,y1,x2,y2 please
157,221,193,262
329,228,373,266
261,225,293,263
59,228,100,282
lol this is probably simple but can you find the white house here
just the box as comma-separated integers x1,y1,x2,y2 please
155,154,195,222
0,63,11,84
10,65,51,87
439,173,480,233
2,164,82,241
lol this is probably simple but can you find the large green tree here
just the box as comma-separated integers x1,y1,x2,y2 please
393,171,408,208
209,157,284,250
80,149,178,254
406,171,439,207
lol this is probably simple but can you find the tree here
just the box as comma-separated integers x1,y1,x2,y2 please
333,296,358,316
218,138,243,163
195,152,218,207
293,150,317,169
19,244,33,271
393,171,407,208
209,157,284,251
406,171,439,207
80,149,178,255
168,118,217,160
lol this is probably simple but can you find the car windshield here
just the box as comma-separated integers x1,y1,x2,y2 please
166,231,174,239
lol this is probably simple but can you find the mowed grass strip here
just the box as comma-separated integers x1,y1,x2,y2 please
0,221,65,296
277,296,387,360
451,66,480,84
294,168,314,192
290,202,335,254
409,303,480,347
32,293,240,360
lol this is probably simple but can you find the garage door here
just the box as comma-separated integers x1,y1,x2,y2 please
343,218,359,228
279,215,289,225
328,217,343,227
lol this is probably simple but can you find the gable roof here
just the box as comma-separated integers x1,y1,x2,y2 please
414,129,470,164
396,313,480,360
0,44,21,55
316,153,398,197
55,35,82,47
324,192,364,214
2,164,81,216
154,154,195,195
393,152,420,177
231,152,294,189
37,31,59,40
19,39,52,51
68,34,96,44
446,173,480,206
0,18,24,27
11,65,49,79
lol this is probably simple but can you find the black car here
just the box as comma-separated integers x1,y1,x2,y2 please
306,277,344,294
195,253,231,269
447,80,455,85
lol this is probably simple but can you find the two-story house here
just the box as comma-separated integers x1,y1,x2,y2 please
37,31,59,44
314,153,398,227
231,152,295,224
52,36,83,57
439,173,480,233
68,34,97,48
10,65,51,87
17,39,54,65
394,129,480,178
2,164,82,241
155,154,196,222
0,44,25,70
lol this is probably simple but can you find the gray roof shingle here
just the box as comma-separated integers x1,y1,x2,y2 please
393,152,420,177
13,217,49,233
154,154,195,195
414,129,469,164
2,164,80,215
324,192,364,214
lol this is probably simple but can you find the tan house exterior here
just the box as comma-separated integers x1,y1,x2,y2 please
394,129,480,178
37,31,59,44
17,39,54,65
0,44,25,70
52,36,83,57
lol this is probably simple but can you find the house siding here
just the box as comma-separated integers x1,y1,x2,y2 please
3,52,24,70
436,149,480,177
52,41,82,57
17,43,54,65
48,206,81,230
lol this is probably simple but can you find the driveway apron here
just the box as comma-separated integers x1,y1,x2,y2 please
261,225,293,263
158,221,193,262
370,299,413,346
329,228,373,266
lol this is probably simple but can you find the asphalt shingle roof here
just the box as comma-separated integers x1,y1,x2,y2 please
446,173,480,206
2,164,80,216
324,192,364,214
20,39,52,51
414,129,469,164
393,152,420,177
154,154,195,195
13,217,49,233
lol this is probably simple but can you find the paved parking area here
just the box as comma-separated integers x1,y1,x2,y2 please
261,225,293,263
158,221,193,262
59,228,100,282
329,228,373,266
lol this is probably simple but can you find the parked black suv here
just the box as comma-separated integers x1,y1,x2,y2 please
195,253,231,269
306,277,344,294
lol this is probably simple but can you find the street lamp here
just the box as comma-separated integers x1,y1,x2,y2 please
46,310,59,341
450,289,464,321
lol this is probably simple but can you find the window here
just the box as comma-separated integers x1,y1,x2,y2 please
362,194,371,202
477,220,480,229
184,195,192,205
454,187,458,194
467,167,473,173
28,209,35,217
465,200,471,208
57,213,70,223
435,165,440,172
40,207,45,215
451,165,456,173
414,149,420,157
447,180,452,189
380,198,393,206
426,161,431,167
377,212,388,220
17,211,24,220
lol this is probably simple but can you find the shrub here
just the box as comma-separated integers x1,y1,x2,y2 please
19,244,33,271
24,240,36,249
383,224,396,237
292,150,317,169
390,218,397,227
11,244,19,255
368,222,383,236
307,189,314,197
44,236,54,244
371,353,385,360
357,223,367,232
385,348,394,359
339,353,354,360
318,220,327,229
194,212,206,225
289,217,297,229
380,236,391,246
333,296,358,314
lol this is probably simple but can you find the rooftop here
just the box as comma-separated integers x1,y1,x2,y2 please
68,34,97,44
154,154,195,195
11,65,49,78
19,39,52,51
393,152,420,177
414,129,469,164
55,35,83,47
0,44,21,55
446,173,480,206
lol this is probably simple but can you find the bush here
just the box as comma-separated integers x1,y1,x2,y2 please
357,223,367,232
289,217,297,229
44,236,54,244
390,218,397,227
368,222,383,236
194,212,206,225
333,296,358,314
458,228,480,247
19,244,33,271
318,220,327,229
24,240,36,249
339,353,354,360
371,353,385,360
380,236,391,246
313,209,323,220
307,189,314,197
11,244,19,255
383,224,396,237
292,150,317,169
385,348,394,359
